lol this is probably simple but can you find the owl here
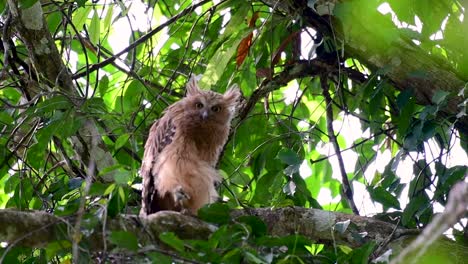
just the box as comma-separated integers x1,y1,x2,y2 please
140,78,241,216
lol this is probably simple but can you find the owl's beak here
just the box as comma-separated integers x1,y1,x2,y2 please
201,110,209,120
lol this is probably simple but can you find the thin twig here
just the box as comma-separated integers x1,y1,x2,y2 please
72,0,213,79
320,73,359,215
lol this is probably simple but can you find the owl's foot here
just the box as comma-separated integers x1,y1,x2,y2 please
173,185,190,213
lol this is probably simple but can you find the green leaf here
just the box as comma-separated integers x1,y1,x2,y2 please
200,30,250,89
402,195,429,226
89,10,101,44
72,6,92,32
252,171,281,204
34,95,72,114
368,186,400,210
221,248,242,264
0,112,13,125
115,133,130,150
237,216,267,237
125,80,144,97
243,251,268,264
98,75,110,95
0,1,6,14
277,149,301,165
103,4,114,33
198,202,230,224
109,231,138,251
147,252,172,264
431,90,449,105
19,0,38,9
113,169,131,185
159,232,185,252
223,4,249,37
348,242,376,264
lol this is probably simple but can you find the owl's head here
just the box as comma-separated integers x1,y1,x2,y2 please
182,78,241,125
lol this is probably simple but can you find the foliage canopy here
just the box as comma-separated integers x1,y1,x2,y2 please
0,0,467,263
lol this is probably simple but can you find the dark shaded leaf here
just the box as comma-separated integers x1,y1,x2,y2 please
198,202,230,224
109,231,138,251
159,232,185,252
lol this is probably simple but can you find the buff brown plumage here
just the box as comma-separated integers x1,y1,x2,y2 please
140,78,241,215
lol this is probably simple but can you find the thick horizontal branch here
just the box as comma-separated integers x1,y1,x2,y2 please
2,206,466,262
0,207,410,250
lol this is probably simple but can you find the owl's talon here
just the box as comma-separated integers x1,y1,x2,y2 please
174,186,190,203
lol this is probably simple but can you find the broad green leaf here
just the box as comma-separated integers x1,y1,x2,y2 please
34,95,72,114
159,232,185,252
402,195,429,226
115,133,130,150
46,10,62,32
72,6,92,32
277,149,301,165
252,171,279,204
221,248,242,264
200,30,250,89
45,240,72,260
368,187,400,210
114,170,131,185
89,10,101,44
0,112,13,124
108,187,126,217
223,4,249,37
109,231,138,251
98,75,110,95
348,242,376,264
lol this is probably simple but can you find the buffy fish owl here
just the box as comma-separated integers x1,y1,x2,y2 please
140,78,241,215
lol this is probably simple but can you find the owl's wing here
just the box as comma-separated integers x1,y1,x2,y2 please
140,117,176,215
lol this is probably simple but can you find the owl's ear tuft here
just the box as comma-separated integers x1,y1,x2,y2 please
186,77,202,96
223,84,241,105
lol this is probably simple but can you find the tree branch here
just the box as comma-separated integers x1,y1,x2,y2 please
261,0,468,135
237,59,367,123
2,204,466,262
72,0,215,79
320,74,359,215
0,207,408,250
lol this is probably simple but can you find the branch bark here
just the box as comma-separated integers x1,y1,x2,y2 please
2,205,466,262
0,207,412,250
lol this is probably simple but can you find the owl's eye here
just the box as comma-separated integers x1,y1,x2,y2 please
195,102,204,109
211,105,221,112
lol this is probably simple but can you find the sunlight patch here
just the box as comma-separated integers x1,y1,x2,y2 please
282,80,300,105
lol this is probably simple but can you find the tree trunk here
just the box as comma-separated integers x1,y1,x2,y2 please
6,0,116,182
